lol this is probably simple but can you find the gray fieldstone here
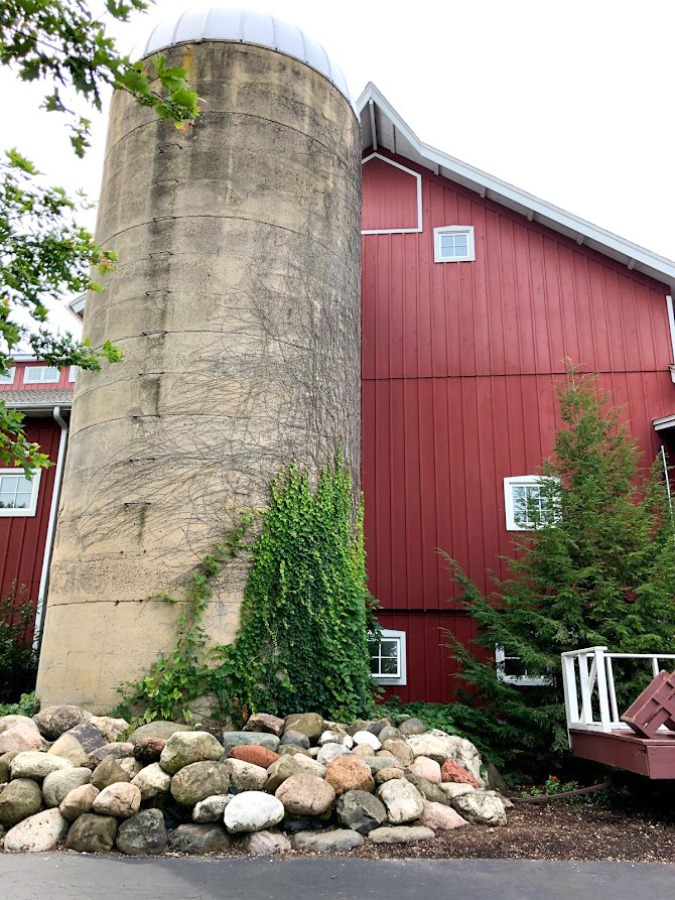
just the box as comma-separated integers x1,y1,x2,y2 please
90,756,129,789
279,730,310,749
131,762,172,800
0,778,42,827
92,782,141,819
243,714,285,736
368,825,435,844
406,774,454,806
335,790,387,835
0,751,19,782
283,713,324,741
318,731,354,748
278,745,311,758
47,733,90,767
224,791,285,834
170,761,231,807
221,731,280,752
159,731,224,774
33,706,92,740
127,721,191,746
376,779,424,824
375,767,406,784
65,813,118,853
57,722,108,755
275,773,336,817
438,782,476,801
292,828,364,852
4,808,69,852
193,794,231,823
168,824,230,855
117,757,142,779
42,767,92,808
10,751,73,781
451,790,508,826
244,829,291,856
89,716,128,742
316,743,351,767
360,756,398,773
378,726,404,743
59,783,100,821
89,743,135,767
116,809,168,855
398,718,427,737
221,758,268,791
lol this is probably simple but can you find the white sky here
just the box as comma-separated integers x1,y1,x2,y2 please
3,0,675,336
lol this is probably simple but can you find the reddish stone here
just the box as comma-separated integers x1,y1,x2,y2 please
440,759,479,788
229,745,280,769
325,755,374,795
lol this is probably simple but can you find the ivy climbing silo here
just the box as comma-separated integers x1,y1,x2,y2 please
36,9,361,709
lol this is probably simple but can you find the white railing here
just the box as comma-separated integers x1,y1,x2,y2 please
561,646,675,742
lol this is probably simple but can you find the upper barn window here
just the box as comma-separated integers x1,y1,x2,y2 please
23,366,60,384
504,475,560,531
434,226,475,262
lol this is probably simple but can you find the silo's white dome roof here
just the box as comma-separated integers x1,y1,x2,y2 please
134,8,351,104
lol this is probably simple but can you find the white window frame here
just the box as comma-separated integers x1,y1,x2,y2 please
68,365,78,382
495,645,552,687
23,366,60,385
433,225,475,263
0,367,15,385
0,468,42,517
368,629,407,686
504,475,560,531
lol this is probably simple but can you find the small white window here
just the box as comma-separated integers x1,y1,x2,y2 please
23,366,60,384
504,475,560,531
368,629,407,686
434,226,475,263
0,469,41,517
69,366,78,382
495,645,552,687
0,367,15,385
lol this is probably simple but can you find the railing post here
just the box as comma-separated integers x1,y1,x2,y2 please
579,652,593,725
594,646,611,731
562,653,580,740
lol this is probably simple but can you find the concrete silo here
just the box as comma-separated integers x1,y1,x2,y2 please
36,9,361,710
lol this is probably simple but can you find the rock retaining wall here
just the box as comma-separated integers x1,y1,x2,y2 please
0,707,510,855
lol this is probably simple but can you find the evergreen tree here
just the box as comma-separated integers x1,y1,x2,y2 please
444,365,675,771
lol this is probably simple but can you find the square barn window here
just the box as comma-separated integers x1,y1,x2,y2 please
368,629,407,686
434,226,475,263
0,469,41,517
504,475,559,531
23,366,60,384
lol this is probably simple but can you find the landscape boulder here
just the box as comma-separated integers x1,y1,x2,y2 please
170,761,231,807
92,783,142,819
376,779,424,824
229,745,279,769
244,829,291,856
42,767,92,808
292,829,364,852
275,773,336,817
127,721,191,746
0,722,43,754
335,790,387,835
193,794,231,823
325,756,374,795
243,714,285,736
168,824,230,855
221,758,268,791
4,808,69,852
90,756,129,789
419,799,468,830
33,706,92,740
441,758,480,787
451,790,507,826
65,813,118,853
283,713,324,741
0,778,42,827
159,731,224,774
59,783,100,821
368,825,435,844
224,791,285,833
116,809,168,855
10,751,72,781
131,763,171,800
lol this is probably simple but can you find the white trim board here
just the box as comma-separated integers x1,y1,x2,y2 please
357,83,675,293
361,152,423,235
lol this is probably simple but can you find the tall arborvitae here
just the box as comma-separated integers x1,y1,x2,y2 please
444,364,675,771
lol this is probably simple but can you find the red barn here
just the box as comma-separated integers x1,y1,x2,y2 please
359,85,675,702
0,360,73,641
5,84,675,706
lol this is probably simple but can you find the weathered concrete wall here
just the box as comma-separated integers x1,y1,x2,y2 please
36,42,362,710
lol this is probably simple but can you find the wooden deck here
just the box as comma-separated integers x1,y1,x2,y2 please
569,726,675,779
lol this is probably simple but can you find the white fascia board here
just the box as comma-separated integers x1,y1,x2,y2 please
357,83,675,292
3,399,72,411
653,414,675,431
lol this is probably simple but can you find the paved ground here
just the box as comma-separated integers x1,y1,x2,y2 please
1,856,674,899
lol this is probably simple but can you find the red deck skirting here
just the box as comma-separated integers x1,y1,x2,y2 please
569,727,675,779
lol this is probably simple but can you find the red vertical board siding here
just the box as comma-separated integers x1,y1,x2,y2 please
362,156,419,232
0,362,73,393
0,421,59,632
362,150,674,702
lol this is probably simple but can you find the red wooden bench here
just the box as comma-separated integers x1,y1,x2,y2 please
621,669,675,738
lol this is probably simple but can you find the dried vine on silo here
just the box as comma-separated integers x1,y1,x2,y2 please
116,457,379,725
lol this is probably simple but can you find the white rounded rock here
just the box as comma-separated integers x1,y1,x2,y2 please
193,794,232,823
3,808,69,852
92,782,142,818
10,751,73,781
352,731,381,751
131,763,172,800
376,778,424,824
224,791,285,834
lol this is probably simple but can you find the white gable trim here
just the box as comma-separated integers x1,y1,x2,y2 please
357,83,675,293
361,152,422,235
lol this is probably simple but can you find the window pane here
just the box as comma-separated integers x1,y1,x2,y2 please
380,640,398,658
0,493,15,508
14,493,33,509
455,236,468,252
381,655,399,675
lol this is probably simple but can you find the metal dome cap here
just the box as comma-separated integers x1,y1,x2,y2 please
133,8,352,105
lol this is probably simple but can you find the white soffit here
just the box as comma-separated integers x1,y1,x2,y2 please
357,83,675,293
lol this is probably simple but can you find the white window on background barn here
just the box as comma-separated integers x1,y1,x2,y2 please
0,469,41,517
495,645,552,687
433,225,475,262
504,475,560,531
69,366,78,382
23,366,60,384
368,629,407,686
0,367,15,384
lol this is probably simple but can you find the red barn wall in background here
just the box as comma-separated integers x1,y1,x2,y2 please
361,150,674,702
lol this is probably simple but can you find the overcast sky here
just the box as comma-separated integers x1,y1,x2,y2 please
4,0,675,337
